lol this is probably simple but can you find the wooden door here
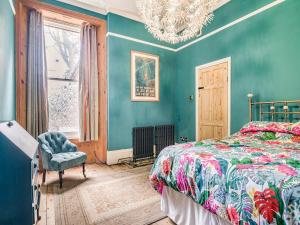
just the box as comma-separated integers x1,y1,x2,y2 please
197,62,228,141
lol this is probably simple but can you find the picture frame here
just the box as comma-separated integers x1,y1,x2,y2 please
131,51,160,102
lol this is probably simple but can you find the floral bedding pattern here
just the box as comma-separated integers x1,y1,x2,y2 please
149,122,300,225
240,121,300,137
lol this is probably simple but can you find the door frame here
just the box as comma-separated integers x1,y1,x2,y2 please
195,57,231,141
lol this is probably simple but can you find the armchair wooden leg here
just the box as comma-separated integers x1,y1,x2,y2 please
59,171,63,188
42,169,46,183
82,163,86,178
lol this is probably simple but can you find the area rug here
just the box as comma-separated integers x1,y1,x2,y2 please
52,165,165,225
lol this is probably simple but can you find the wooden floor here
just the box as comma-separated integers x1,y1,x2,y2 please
37,163,175,225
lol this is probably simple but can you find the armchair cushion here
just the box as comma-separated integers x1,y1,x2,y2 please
38,132,77,154
49,152,87,171
38,132,87,171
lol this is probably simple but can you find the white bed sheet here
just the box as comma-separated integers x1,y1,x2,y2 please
161,186,232,225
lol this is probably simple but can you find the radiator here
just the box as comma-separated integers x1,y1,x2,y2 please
132,126,154,162
155,125,175,157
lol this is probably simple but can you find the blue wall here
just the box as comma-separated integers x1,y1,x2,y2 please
174,0,300,142
0,0,15,122
107,14,176,150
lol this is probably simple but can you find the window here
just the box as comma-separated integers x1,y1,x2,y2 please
44,19,81,138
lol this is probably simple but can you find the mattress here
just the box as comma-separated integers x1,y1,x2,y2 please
150,121,300,225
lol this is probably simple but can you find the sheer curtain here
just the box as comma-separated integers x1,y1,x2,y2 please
79,23,99,141
26,9,48,138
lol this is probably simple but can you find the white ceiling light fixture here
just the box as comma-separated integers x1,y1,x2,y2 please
136,0,219,44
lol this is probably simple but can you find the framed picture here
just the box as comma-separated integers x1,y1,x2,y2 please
131,51,160,102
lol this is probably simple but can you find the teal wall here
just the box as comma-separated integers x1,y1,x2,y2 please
176,0,275,48
175,0,300,142
0,0,15,122
2,0,299,151
107,14,176,150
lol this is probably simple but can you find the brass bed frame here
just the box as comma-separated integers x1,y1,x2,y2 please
248,93,300,122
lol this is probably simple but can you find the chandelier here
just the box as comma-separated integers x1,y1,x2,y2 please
136,0,218,44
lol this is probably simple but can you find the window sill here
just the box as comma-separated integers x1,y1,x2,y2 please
60,131,79,140
69,138,99,144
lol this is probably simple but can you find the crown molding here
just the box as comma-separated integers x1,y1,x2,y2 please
57,0,231,23
57,0,107,15
215,0,231,9
57,0,143,22
106,7,142,22
106,32,177,52
107,0,285,52
9,0,16,15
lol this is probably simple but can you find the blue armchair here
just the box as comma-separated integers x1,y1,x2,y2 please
38,132,87,188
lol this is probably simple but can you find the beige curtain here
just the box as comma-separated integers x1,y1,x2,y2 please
26,10,48,138
79,23,99,141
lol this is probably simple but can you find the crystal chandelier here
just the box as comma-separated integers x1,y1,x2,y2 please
136,0,218,44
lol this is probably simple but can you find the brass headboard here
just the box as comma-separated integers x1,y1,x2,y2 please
248,93,300,122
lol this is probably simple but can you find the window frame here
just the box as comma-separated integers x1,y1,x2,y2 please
15,0,107,163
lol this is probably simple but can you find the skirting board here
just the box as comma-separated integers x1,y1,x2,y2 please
106,148,133,165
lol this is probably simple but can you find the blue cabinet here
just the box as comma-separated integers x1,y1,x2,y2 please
0,121,41,225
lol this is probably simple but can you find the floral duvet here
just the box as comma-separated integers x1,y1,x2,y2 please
149,122,300,225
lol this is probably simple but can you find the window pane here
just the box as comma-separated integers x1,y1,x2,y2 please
48,80,79,133
44,21,80,136
44,24,80,80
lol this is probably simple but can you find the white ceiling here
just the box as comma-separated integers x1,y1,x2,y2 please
58,0,230,22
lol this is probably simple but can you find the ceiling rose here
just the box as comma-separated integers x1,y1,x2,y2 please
136,0,218,44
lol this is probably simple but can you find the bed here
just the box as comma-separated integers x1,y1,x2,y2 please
149,95,300,225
